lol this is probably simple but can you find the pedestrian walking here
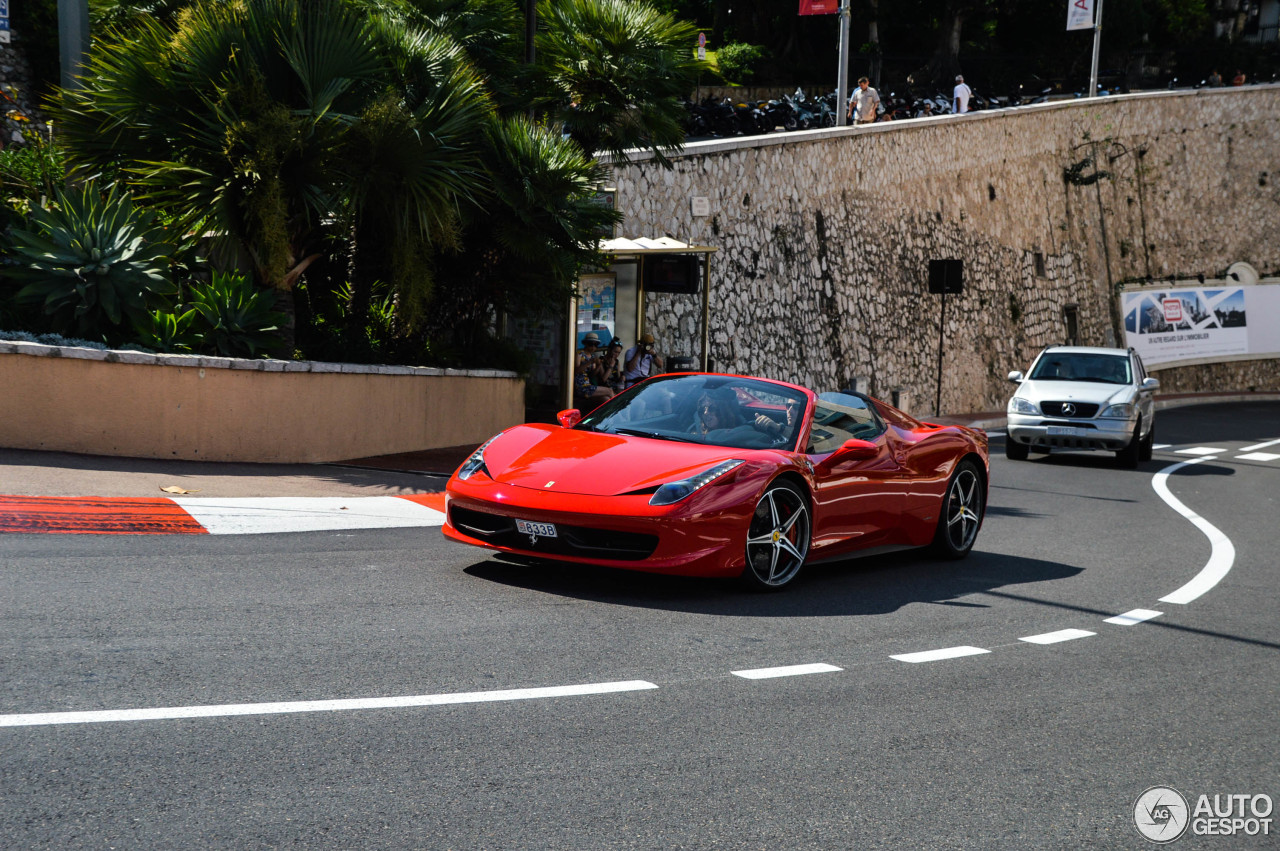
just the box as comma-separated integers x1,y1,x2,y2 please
847,77,881,125
953,75,972,114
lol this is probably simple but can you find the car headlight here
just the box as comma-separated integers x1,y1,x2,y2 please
649,460,744,507
1099,403,1136,419
1008,397,1039,415
456,436,499,481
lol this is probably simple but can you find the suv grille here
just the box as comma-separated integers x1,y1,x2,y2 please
1041,401,1099,418
449,505,659,561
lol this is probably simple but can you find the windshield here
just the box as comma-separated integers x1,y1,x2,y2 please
578,374,808,450
1029,353,1132,384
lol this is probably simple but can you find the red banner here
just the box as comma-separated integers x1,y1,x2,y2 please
799,0,840,14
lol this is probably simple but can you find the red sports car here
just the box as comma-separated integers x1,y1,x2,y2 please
443,373,989,590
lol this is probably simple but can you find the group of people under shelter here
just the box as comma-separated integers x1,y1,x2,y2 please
574,331,665,406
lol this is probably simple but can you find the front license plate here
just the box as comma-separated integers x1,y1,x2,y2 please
1047,426,1085,436
515,519,558,538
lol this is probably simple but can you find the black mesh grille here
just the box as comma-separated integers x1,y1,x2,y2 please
1041,401,1100,418
449,505,659,561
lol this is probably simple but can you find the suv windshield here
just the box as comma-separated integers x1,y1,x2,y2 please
578,374,808,450
1029,353,1132,384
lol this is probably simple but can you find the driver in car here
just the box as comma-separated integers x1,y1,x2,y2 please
753,399,799,440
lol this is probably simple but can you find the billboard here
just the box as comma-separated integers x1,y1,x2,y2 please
1121,281,1280,369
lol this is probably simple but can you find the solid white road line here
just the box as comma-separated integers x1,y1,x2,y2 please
1019,629,1095,645
171,496,445,535
890,646,990,663
1236,452,1280,462
1152,458,1236,605
731,663,843,680
1240,437,1280,452
1152,444,1172,450
1104,609,1163,626
1175,447,1225,456
0,680,659,727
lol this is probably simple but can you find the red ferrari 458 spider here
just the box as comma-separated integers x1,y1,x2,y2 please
443,372,989,590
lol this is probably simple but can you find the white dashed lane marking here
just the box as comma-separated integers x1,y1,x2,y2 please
1240,437,1280,452
731,663,843,680
1019,629,1095,645
1175,447,1225,456
1105,609,1163,626
890,646,990,663
1236,452,1280,462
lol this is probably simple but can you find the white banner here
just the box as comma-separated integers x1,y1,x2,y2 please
1121,282,1280,369
1067,0,1095,31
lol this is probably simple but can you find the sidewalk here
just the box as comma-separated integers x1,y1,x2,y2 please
1,391,1271,535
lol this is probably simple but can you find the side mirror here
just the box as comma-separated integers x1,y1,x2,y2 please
820,438,878,468
1007,370,1024,384
556,409,582,428
1141,377,1160,391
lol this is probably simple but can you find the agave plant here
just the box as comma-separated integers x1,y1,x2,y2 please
186,272,286,358
131,306,201,354
8,180,175,341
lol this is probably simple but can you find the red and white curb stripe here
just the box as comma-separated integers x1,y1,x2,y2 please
0,493,446,535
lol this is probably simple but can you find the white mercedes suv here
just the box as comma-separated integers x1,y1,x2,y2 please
1005,346,1159,468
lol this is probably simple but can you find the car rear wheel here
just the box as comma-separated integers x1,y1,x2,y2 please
1005,437,1029,460
931,460,984,559
1116,418,1142,468
741,481,811,591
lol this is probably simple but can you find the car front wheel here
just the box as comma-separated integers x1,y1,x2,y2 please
931,460,985,559
741,481,811,591
1116,417,1142,468
1005,437,1029,460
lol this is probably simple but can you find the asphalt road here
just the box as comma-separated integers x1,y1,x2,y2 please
2,402,1277,849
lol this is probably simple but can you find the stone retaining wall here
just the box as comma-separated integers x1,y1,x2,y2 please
606,86,1280,414
0,342,523,463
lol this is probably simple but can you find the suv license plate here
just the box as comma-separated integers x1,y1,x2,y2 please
1047,426,1085,436
515,519,558,538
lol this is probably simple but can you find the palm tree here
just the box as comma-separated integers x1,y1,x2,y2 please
426,115,620,361
54,0,490,348
534,0,710,163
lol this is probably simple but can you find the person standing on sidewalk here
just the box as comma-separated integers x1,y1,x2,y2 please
847,77,880,125
953,75,972,114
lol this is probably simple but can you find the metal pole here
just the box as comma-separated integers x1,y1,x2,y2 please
1088,0,1104,98
58,0,90,90
836,0,850,124
935,289,946,416
700,255,711,371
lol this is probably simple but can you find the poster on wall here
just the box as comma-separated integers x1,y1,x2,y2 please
1121,282,1280,368
576,273,617,350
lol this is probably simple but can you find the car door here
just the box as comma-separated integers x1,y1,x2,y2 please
804,393,909,557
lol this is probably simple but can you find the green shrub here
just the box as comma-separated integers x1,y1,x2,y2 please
715,43,768,84
131,307,201,354
185,272,285,358
7,180,175,343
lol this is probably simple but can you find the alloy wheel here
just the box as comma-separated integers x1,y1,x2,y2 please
743,483,811,589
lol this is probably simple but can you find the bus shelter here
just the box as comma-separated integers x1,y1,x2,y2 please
565,237,718,411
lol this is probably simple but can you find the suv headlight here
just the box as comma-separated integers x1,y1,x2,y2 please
650,460,744,506
456,436,499,481
1008,397,1039,415
1099,403,1136,419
